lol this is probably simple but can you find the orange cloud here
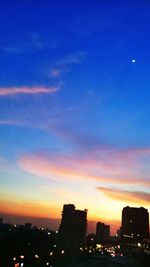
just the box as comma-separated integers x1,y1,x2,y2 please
97,187,150,205
0,86,59,96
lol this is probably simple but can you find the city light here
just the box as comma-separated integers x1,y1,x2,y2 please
20,255,24,259
0,1,150,265
96,244,102,249
35,254,39,259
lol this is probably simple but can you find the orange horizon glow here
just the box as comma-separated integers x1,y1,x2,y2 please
1,189,149,235
0,208,121,235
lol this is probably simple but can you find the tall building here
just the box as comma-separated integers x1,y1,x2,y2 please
121,206,149,242
96,222,110,243
59,204,87,252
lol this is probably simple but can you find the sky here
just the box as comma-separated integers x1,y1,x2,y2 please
0,0,150,235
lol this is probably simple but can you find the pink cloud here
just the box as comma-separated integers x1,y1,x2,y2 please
88,147,150,177
18,149,150,186
18,153,109,182
114,147,150,163
0,86,59,96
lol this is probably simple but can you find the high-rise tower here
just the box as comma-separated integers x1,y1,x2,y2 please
121,206,149,242
59,204,87,252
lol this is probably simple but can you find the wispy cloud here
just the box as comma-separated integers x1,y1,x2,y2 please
0,86,59,96
49,69,61,77
18,148,150,186
97,187,150,205
1,32,47,54
48,52,87,78
0,119,19,126
57,52,86,66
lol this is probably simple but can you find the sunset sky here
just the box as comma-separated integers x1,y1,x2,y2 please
0,0,150,234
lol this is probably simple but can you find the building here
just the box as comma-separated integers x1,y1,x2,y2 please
96,222,110,243
25,222,32,230
0,218,3,225
121,206,149,242
59,204,87,252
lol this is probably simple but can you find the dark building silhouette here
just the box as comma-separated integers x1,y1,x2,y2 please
86,233,96,249
121,206,149,242
25,222,32,230
59,204,87,252
96,222,110,243
0,218,3,224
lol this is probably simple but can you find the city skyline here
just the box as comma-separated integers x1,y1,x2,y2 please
0,0,150,235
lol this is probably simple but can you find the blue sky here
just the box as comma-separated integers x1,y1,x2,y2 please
0,0,150,233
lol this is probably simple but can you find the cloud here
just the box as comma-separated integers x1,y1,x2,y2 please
0,119,23,126
57,52,86,66
45,120,109,151
2,44,38,54
50,69,61,77
18,148,150,186
18,151,121,183
2,46,25,54
48,52,87,78
97,187,150,205
18,152,103,182
0,86,59,96
1,32,47,54
45,50,87,88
